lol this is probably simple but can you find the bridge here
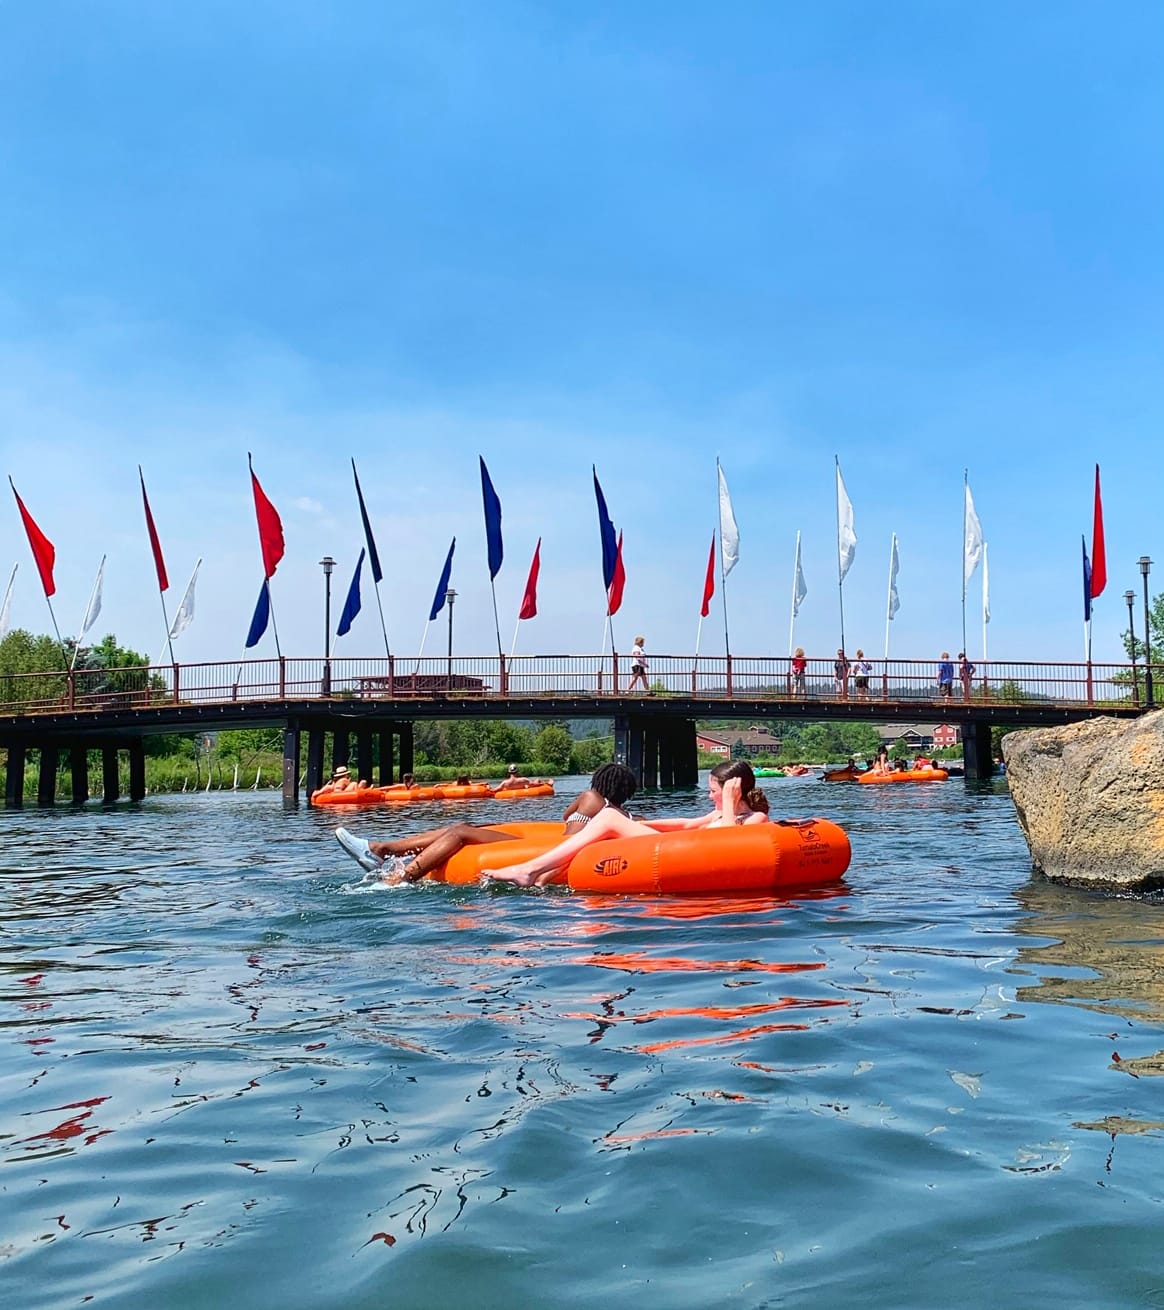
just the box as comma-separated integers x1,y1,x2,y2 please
0,651,1148,806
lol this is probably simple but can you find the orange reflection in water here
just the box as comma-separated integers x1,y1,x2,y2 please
582,952,826,975
19,1095,112,1152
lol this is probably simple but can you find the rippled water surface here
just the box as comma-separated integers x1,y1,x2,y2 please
4,775,1164,1309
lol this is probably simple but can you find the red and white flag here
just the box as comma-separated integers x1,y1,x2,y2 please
1090,464,1106,600
139,466,169,592
607,531,626,616
248,454,285,579
9,479,55,598
519,538,541,620
700,532,716,617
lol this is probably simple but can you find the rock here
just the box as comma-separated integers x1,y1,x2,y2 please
1003,712,1164,890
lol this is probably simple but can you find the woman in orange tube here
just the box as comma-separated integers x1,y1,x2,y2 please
485,760,769,888
336,763,637,883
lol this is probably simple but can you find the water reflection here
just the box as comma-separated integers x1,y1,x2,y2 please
1011,880,1164,1026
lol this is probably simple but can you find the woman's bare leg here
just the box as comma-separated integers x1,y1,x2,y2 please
486,808,655,887
398,826,517,882
369,822,500,860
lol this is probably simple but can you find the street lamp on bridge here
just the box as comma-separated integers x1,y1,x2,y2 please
320,555,335,697
1140,557,1154,710
1125,589,1139,706
446,588,457,685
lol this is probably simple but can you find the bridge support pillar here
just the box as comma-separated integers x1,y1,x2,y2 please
304,729,326,802
70,746,88,804
5,743,26,808
616,716,697,789
962,721,993,780
101,747,120,803
128,740,146,802
331,730,350,776
675,719,699,787
398,724,414,779
38,746,59,805
282,722,301,807
378,727,394,785
356,731,375,786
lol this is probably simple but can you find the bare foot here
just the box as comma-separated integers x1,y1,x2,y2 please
483,866,539,887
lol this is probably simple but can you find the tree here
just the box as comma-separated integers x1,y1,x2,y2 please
533,725,572,773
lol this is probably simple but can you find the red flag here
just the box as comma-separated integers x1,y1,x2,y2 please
139,467,169,592
700,532,716,617
9,479,55,598
1090,464,1106,600
249,454,285,579
607,531,625,616
519,538,541,620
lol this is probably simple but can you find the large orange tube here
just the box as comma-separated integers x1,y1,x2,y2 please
492,783,556,799
429,819,850,893
856,769,948,784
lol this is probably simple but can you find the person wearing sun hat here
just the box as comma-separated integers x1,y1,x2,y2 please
319,764,354,795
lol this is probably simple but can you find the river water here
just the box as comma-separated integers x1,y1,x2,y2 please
3,775,1164,1308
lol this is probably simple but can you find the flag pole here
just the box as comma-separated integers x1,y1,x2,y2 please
789,530,800,657
717,461,732,658
961,469,969,659
351,460,391,658
884,535,894,663
982,542,989,665
509,615,521,659
414,620,431,674
489,578,503,661
835,457,847,653
139,467,175,666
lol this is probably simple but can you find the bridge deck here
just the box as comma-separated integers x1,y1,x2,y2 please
0,652,1147,741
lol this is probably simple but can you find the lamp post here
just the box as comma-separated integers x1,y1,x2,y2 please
320,556,335,696
446,588,457,686
1140,557,1154,709
1125,589,1139,707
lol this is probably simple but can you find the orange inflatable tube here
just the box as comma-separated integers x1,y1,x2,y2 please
426,818,850,894
822,767,863,782
492,782,556,799
857,768,948,784
312,786,390,806
432,783,494,800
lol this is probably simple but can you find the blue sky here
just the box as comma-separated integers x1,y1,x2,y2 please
1,2,1160,672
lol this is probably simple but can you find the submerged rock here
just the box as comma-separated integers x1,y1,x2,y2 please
1003,712,1164,891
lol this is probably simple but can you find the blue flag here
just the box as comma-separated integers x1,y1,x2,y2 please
245,577,270,648
337,548,365,637
1082,536,1092,624
480,456,503,580
429,537,456,621
351,460,383,585
593,466,618,591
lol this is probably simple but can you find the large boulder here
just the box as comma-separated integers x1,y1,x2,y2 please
1003,712,1164,890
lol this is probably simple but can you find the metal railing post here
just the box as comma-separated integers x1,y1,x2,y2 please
279,656,286,700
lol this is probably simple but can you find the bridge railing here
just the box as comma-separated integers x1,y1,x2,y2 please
0,653,1148,717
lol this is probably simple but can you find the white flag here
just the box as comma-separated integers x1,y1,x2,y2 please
77,556,105,640
964,480,983,589
169,559,201,639
983,541,990,625
792,531,808,617
887,533,900,621
0,563,15,641
836,461,857,582
717,460,740,578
